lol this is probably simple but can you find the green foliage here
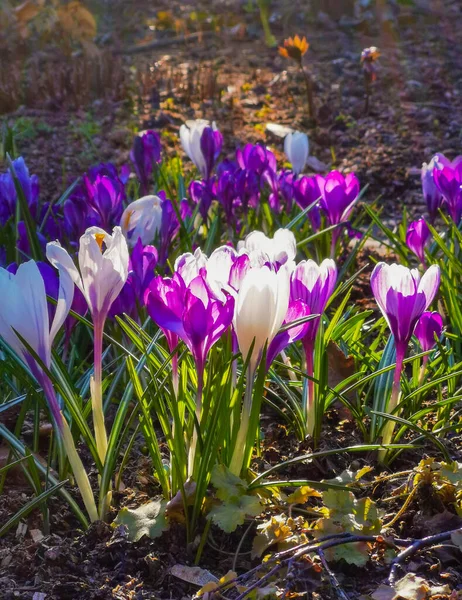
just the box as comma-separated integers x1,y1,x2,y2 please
114,499,168,542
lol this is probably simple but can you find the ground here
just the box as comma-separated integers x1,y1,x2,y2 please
1,0,462,598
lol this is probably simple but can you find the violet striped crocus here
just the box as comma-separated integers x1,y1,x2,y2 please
46,226,129,463
289,259,337,435
284,131,309,176
406,218,431,266
0,260,98,521
371,262,440,455
145,271,234,474
316,171,360,256
130,130,162,195
433,157,462,224
120,195,163,247
180,120,223,180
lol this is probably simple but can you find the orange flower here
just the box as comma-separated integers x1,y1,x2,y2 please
361,46,380,63
279,35,309,63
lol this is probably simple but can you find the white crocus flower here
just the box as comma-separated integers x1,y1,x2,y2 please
120,195,163,247
284,131,309,176
46,226,129,321
234,265,290,371
238,228,297,269
174,248,208,286
179,119,216,177
0,260,73,373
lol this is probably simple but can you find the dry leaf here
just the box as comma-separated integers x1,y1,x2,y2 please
14,0,41,23
57,1,96,41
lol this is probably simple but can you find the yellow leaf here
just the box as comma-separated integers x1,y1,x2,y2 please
287,486,322,505
14,0,41,23
57,1,96,41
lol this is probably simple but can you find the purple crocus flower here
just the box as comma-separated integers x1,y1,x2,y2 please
421,154,451,223
0,157,39,225
189,178,216,221
289,259,337,435
130,130,162,194
278,171,295,212
414,311,443,353
84,174,125,230
200,126,223,180
370,262,440,451
158,198,192,265
266,300,312,369
236,168,261,211
261,169,280,213
433,158,462,224
236,144,277,174
406,219,431,266
293,175,322,231
17,221,47,258
216,167,240,226
144,271,234,390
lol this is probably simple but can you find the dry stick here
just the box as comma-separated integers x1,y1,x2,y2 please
318,548,350,600
388,527,462,585
116,31,217,55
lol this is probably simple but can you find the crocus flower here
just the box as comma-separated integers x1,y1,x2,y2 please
0,157,39,225
189,178,216,220
406,219,431,266
433,159,462,223
421,154,449,223
289,259,337,434
414,311,443,353
234,265,290,372
316,171,360,254
236,144,277,175
120,195,163,247
216,168,240,226
180,120,222,179
238,229,297,269
278,171,295,212
158,197,191,265
293,175,321,231
130,130,162,194
370,262,440,454
84,174,125,230
0,260,97,520
284,131,309,176
47,226,129,462
0,260,73,425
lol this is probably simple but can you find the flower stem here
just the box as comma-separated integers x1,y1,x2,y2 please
230,365,255,476
300,64,315,120
303,339,315,437
92,317,108,464
188,367,203,478
42,376,98,522
379,344,406,462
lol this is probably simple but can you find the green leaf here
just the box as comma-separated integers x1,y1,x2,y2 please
211,464,247,501
114,499,168,542
209,494,262,533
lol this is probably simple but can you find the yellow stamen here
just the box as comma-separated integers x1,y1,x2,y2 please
95,233,105,251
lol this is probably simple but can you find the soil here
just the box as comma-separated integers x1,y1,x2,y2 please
1,0,462,598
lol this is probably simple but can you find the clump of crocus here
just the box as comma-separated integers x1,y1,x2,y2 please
0,261,98,522
284,131,309,177
47,226,129,470
406,218,431,266
279,35,315,120
361,46,380,115
130,130,162,195
371,263,440,459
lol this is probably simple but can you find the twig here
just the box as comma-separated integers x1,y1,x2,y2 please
116,31,217,55
318,548,350,600
388,527,462,585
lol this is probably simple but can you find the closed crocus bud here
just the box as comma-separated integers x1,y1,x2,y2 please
406,219,431,265
316,170,360,226
0,260,73,424
130,130,162,194
234,265,290,371
180,120,222,179
284,131,309,176
414,311,443,352
120,195,163,247
46,226,129,323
